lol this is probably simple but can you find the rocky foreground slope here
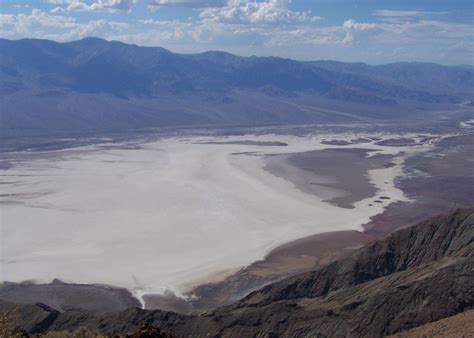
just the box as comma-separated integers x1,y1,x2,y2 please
1,208,473,337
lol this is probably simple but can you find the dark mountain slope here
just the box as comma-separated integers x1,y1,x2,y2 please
1,38,473,139
239,207,473,306
1,208,472,337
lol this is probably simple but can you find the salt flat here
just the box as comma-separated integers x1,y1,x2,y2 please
0,132,436,299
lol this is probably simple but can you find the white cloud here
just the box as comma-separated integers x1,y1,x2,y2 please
48,0,136,12
199,0,320,25
0,14,16,27
342,19,382,44
373,10,448,18
46,0,224,11
50,6,66,13
46,0,67,4
147,0,226,8
0,9,129,41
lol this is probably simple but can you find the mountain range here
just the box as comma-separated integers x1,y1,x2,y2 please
1,37,473,138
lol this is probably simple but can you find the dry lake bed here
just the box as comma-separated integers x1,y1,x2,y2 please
1,126,473,308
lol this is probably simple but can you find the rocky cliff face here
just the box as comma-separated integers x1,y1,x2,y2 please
1,208,473,337
239,207,473,306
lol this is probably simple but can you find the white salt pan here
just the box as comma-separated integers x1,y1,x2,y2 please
0,132,434,296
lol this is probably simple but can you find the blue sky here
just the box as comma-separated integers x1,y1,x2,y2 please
0,0,472,64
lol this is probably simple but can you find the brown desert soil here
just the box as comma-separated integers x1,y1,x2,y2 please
264,148,394,209
388,309,474,338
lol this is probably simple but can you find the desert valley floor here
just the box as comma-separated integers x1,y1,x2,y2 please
1,121,473,309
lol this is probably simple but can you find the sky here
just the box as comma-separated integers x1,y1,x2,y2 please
0,0,473,64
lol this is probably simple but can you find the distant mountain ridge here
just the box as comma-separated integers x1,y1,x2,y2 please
310,60,474,97
1,37,473,138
